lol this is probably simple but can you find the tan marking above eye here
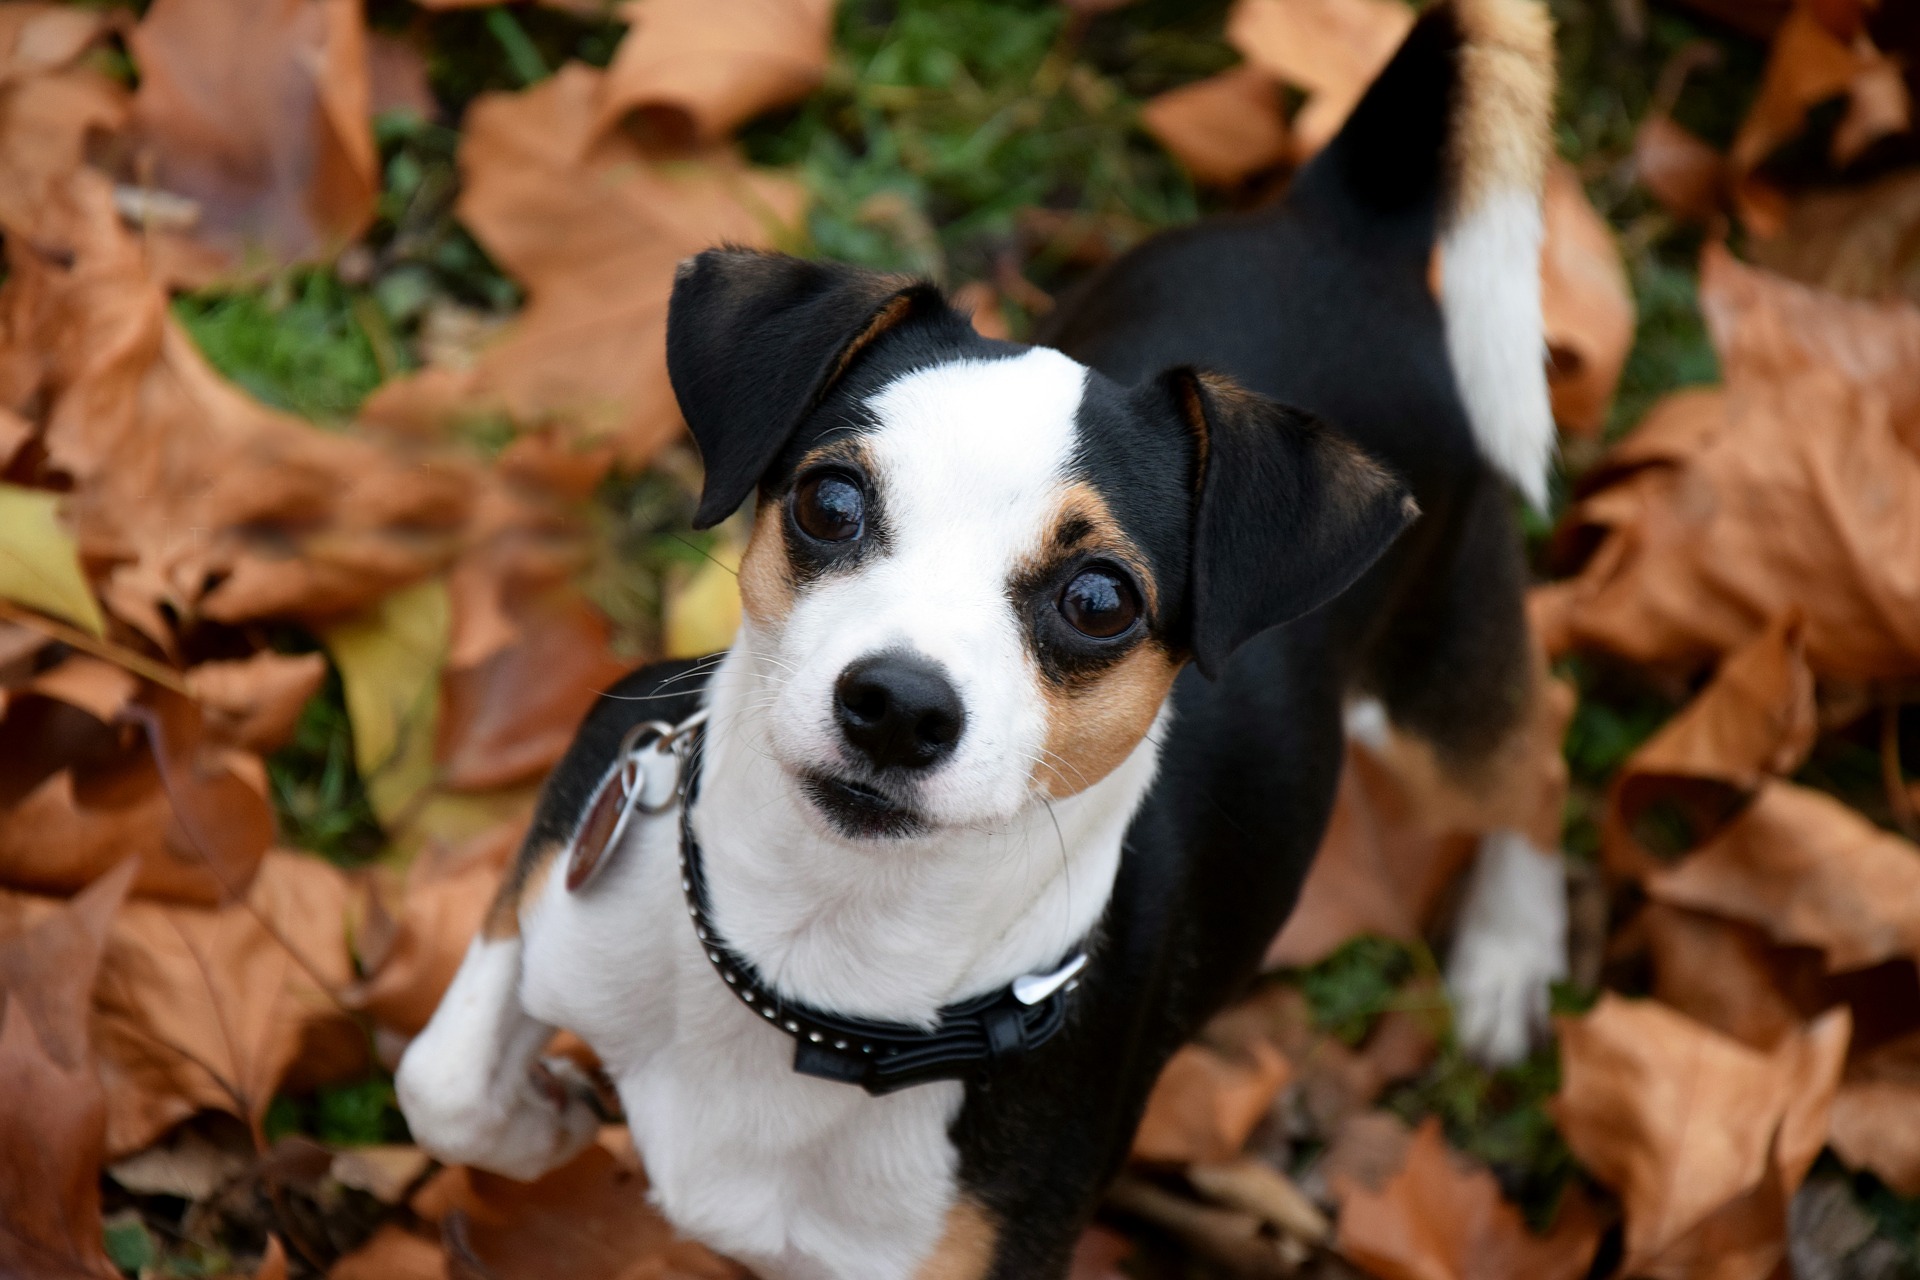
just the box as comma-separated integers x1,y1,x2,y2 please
738,513,795,625
1019,483,1161,622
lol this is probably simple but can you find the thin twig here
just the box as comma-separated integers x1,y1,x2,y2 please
0,599,191,694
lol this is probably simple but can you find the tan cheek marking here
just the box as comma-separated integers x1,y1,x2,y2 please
480,839,561,941
1034,642,1183,798
914,1198,999,1280
737,509,794,626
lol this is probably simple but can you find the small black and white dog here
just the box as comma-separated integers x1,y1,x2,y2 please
399,1,1562,1274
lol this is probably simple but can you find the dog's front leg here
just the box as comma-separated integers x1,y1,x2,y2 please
1446,829,1569,1066
396,933,602,1181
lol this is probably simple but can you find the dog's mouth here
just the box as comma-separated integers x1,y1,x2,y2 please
800,771,927,840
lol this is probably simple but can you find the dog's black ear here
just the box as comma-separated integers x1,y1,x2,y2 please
1153,369,1418,678
667,248,949,529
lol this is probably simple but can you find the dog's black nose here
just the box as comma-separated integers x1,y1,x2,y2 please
834,652,965,771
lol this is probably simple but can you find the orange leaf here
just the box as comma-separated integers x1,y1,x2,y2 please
1226,0,1412,160
595,0,836,147
128,0,376,269
1552,994,1850,1277
1140,67,1290,188
1334,1118,1601,1280
90,851,359,1156
1131,1038,1291,1165
0,861,132,1280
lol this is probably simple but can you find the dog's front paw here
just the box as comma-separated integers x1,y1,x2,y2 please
398,1041,603,1182
1445,830,1568,1067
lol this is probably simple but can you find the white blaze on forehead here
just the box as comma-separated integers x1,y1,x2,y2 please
862,346,1090,547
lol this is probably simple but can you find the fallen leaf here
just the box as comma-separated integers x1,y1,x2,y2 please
663,531,743,660
1634,113,1729,224
1647,780,1920,973
0,5,114,87
596,0,836,147
1642,903,1809,1050
329,1225,444,1280
1747,168,1920,306
349,822,517,1037
1607,613,1815,874
1226,0,1412,160
1540,163,1634,437
1067,1225,1134,1280
1189,1158,1330,1245
0,861,133,1280
1333,1118,1602,1280
0,181,473,652
1552,994,1850,1277
368,32,436,122
447,63,804,464
1132,1038,1291,1165
185,650,328,755
1264,744,1478,968
1140,66,1290,188
90,850,359,1156
1828,1028,1920,1195
323,577,449,824
127,0,377,268
1545,252,1920,680
438,587,627,792
0,484,106,635
413,1143,746,1279
254,1237,289,1280
331,1145,432,1204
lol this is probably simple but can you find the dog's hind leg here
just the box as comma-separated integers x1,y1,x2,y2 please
395,923,603,1181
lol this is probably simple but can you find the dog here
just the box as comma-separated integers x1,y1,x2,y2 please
397,1,1562,1274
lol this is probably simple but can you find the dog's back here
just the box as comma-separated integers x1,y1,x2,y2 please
1041,0,1553,790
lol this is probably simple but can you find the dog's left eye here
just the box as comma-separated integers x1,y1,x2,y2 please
1058,567,1142,639
793,472,865,543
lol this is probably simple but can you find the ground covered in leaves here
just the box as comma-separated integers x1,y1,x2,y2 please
0,0,1918,1277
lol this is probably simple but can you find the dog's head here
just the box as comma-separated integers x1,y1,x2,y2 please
668,248,1414,842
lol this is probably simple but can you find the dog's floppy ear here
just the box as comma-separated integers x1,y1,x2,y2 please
1154,369,1418,678
667,247,948,529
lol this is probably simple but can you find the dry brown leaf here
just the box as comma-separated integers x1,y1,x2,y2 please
1552,994,1850,1277
1132,1038,1291,1165
438,588,627,792
1730,6,1910,235
186,650,327,755
1333,1118,1602,1280
1545,252,1920,680
0,5,114,86
91,850,359,1157
1140,66,1290,188
595,0,835,147
1828,1029,1920,1195
0,683,276,904
368,32,436,122
349,823,516,1038
1634,113,1729,225
1540,163,1634,436
1226,0,1412,161
1747,168,1920,306
330,1225,444,1280
127,0,376,269
1067,1225,1135,1280
413,1143,746,1279
1264,744,1479,969
1642,904,1809,1050
0,180,473,649
1647,780,1920,973
1606,613,1815,876
0,64,129,250
447,63,804,465
0,861,132,1280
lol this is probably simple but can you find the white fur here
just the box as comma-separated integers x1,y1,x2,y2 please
1446,828,1569,1066
1439,188,1555,511
401,350,1171,1278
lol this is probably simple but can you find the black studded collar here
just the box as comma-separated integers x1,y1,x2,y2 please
566,711,1089,1097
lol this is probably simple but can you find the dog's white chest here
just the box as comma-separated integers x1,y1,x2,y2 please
518,810,965,1280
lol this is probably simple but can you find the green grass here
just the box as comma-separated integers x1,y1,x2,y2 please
266,663,385,866
1294,936,1420,1046
741,0,1221,309
173,273,388,426
265,1076,409,1148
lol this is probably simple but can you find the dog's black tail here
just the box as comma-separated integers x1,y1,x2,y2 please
1293,0,1557,510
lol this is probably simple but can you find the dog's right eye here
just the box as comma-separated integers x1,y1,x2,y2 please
793,472,865,543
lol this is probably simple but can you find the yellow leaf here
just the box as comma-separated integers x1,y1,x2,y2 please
323,579,449,825
664,532,743,659
0,485,106,636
